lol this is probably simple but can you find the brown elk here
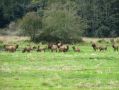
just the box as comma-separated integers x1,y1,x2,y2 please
48,42,61,49
99,46,107,51
22,45,33,53
51,44,58,52
37,46,46,52
72,46,80,52
112,44,118,51
91,43,99,51
92,43,107,51
57,41,63,48
4,44,19,52
58,45,69,52
48,43,54,49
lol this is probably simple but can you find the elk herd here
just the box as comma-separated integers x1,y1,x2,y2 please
92,43,118,51
1,42,119,53
2,42,70,53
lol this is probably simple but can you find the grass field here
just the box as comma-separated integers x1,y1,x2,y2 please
0,43,119,90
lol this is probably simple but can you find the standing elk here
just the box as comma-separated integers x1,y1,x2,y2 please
112,44,118,51
37,46,46,52
4,44,19,52
99,46,107,51
57,41,63,48
51,44,58,52
22,45,33,53
72,46,80,52
58,45,69,52
48,43,53,49
91,43,99,51
92,43,107,51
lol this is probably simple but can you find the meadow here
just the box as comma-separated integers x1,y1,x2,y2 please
0,37,119,90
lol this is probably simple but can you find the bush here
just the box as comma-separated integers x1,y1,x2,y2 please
42,1,87,43
20,12,42,41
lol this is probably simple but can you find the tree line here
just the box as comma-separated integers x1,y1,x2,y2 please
0,0,119,42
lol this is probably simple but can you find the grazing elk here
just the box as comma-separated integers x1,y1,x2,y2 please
99,46,107,51
51,44,58,52
4,44,19,52
58,45,69,52
22,45,33,53
112,44,118,51
48,43,53,49
91,43,107,51
72,46,80,52
91,43,99,51
57,41,63,48
37,46,46,52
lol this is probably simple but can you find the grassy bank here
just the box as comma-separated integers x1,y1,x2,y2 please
0,44,119,90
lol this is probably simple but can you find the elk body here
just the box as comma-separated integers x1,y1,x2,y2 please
112,44,118,51
51,44,58,52
92,43,107,51
22,46,33,53
57,42,63,48
37,46,46,52
58,45,69,52
4,44,19,52
99,46,107,51
72,46,80,52
92,43,99,51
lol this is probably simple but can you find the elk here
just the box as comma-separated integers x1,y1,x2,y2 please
51,44,58,52
112,44,118,51
91,43,99,51
57,41,63,48
37,46,46,52
72,46,80,52
91,43,107,51
99,46,107,51
22,45,33,53
58,45,69,52
48,43,53,49
4,44,19,52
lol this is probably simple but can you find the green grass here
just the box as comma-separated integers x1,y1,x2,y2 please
0,45,119,90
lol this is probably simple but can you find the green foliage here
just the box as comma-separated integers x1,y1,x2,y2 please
76,0,119,37
20,12,42,40
96,25,110,37
0,0,118,38
0,0,31,27
41,1,86,43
